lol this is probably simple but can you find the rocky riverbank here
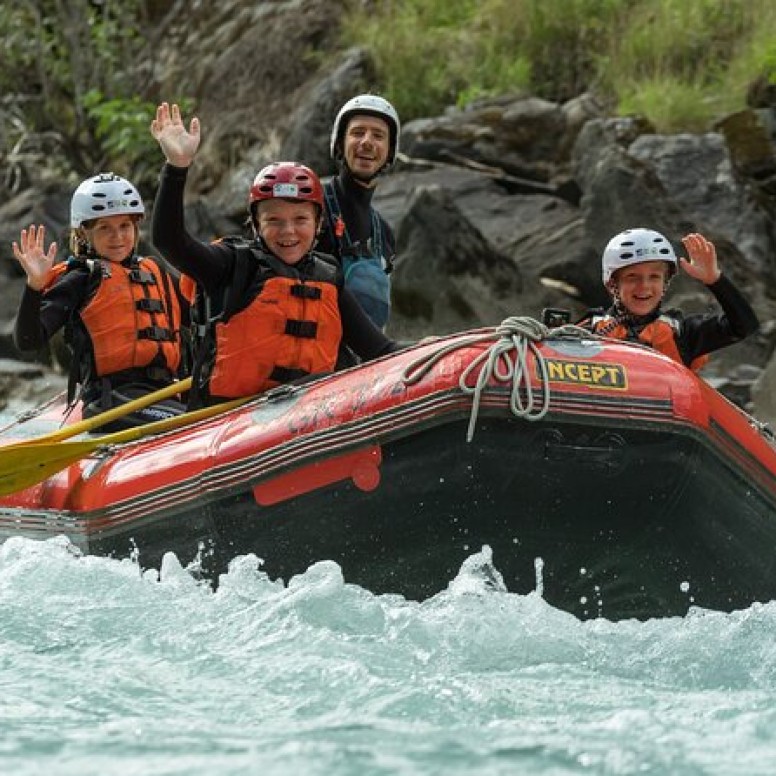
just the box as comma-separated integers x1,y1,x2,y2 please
1,1,775,424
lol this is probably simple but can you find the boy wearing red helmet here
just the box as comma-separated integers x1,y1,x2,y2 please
150,102,400,407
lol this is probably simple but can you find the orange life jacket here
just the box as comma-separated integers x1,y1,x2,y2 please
588,314,709,372
183,240,343,402
45,257,182,378
208,275,342,398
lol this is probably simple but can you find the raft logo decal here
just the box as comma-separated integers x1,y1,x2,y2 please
541,359,627,389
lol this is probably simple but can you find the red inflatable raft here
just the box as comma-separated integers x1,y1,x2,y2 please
1,320,774,620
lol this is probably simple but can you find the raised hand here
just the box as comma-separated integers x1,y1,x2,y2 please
12,225,58,291
150,102,201,168
680,232,721,285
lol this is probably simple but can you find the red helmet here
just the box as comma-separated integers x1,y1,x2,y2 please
248,162,324,211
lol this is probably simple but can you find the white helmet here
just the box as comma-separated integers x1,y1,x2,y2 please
70,172,144,228
602,228,678,285
329,94,401,166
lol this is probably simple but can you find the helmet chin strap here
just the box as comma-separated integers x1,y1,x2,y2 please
610,290,663,327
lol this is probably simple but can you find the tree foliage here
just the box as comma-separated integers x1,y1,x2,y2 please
0,0,180,199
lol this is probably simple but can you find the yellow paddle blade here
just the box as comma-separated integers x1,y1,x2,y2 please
0,439,107,496
0,395,247,498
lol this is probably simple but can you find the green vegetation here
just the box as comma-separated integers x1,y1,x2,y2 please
342,0,776,132
2,0,774,201
0,1,185,196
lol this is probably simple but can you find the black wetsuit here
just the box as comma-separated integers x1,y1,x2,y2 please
316,169,395,264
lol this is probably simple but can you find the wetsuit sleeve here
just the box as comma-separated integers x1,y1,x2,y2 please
679,273,760,362
339,287,402,360
13,271,89,351
151,163,235,294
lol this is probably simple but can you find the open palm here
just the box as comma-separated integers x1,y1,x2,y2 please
12,225,57,291
150,102,201,167
680,232,721,285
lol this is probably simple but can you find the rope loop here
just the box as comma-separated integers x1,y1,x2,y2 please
402,317,593,442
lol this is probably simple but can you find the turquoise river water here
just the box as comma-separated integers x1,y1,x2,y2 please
2,535,776,776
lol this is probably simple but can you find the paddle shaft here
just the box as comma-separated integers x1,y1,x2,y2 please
1,376,194,450
0,394,247,497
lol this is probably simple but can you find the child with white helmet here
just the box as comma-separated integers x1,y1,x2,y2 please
12,173,189,430
579,228,759,370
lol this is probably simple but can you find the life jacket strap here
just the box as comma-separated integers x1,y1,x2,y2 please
291,284,322,300
138,325,176,342
129,269,157,284
136,298,165,313
284,319,318,339
323,181,390,272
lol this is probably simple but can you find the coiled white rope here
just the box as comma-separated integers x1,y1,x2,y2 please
402,316,590,442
